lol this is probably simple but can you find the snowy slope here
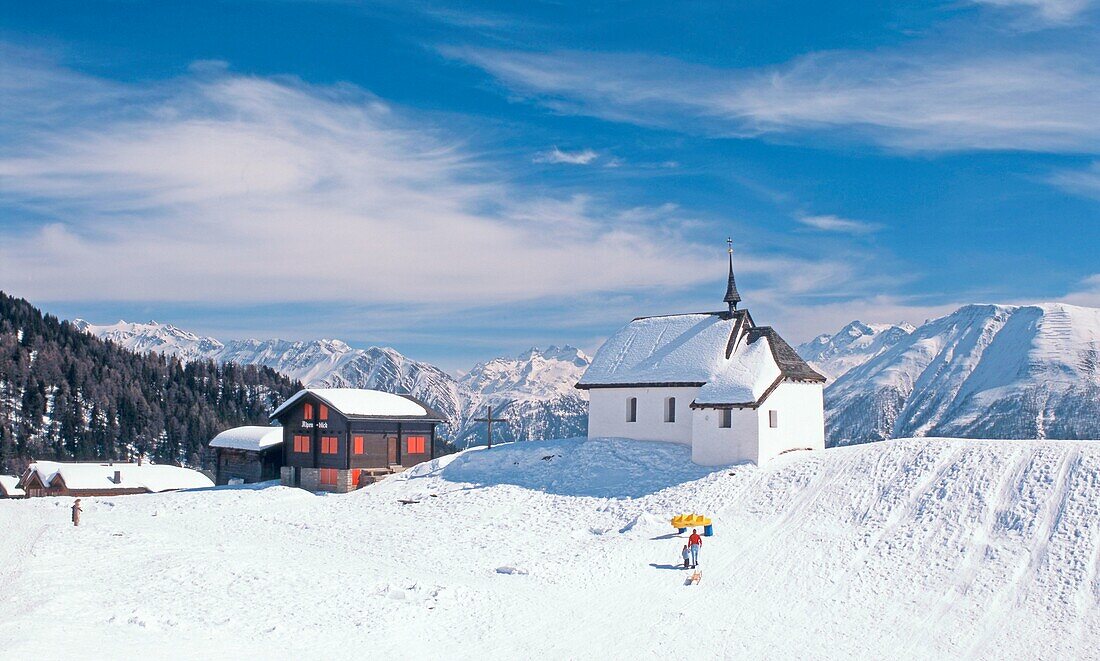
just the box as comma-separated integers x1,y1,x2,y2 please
797,320,914,380
1,437,1097,660
825,304,1100,446
74,319,588,446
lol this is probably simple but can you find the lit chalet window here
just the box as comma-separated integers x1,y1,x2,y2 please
321,436,339,455
303,403,314,420
319,468,337,486
353,436,364,455
293,434,311,453
319,404,329,421
405,436,426,454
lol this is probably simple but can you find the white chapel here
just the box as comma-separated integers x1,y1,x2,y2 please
575,243,826,465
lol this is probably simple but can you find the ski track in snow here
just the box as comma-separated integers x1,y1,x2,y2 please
1,437,1099,660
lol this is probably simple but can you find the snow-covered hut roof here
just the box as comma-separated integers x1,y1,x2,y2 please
577,310,824,407
21,461,214,493
270,388,446,421
209,425,283,452
0,475,24,497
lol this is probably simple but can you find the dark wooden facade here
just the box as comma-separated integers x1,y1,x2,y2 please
270,391,442,490
214,446,282,485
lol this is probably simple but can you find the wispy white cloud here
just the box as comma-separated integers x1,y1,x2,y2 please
972,0,1093,24
1063,273,1100,307
0,50,861,314
533,146,599,165
796,214,881,235
1048,161,1100,198
446,46,1100,154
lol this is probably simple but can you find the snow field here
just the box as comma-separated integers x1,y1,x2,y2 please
0,437,1098,660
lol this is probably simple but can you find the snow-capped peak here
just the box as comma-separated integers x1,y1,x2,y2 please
75,319,592,448
823,302,1100,446
797,320,914,380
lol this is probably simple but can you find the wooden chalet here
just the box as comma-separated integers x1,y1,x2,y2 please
208,425,284,485
270,388,445,493
17,461,213,497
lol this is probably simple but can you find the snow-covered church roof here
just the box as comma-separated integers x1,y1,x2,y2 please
270,388,446,421
209,425,284,452
577,310,825,407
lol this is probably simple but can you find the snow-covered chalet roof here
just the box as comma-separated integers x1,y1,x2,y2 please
209,425,284,452
0,474,24,497
577,310,825,407
21,461,213,493
270,388,445,421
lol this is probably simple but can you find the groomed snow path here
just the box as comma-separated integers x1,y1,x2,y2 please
1,437,1098,660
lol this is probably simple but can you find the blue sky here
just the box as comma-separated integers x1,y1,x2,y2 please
1,0,1098,371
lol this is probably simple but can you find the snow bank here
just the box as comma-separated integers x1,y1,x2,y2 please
435,438,718,498
2,437,1098,660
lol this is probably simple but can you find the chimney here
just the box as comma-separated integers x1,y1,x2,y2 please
113,470,122,484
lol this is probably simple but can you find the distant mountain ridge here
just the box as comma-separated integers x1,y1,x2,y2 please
801,303,1100,446
74,319,590,448
797,320,915,380
0,294,300,473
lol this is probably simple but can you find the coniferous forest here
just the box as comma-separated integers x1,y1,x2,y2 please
0,292,302,474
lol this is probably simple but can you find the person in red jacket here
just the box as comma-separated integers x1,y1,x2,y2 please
688,529,702,568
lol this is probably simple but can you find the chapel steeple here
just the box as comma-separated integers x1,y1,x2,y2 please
723,237,741,312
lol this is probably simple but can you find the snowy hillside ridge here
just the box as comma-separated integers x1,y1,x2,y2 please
824,303,1100,446
74,319,589,448
796,320,914,380
3,437,1098,659
72,318,226,362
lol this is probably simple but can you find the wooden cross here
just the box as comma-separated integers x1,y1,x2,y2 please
474,404,510,449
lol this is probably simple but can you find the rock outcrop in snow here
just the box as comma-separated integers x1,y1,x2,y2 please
820,303,1100,446
75,319,590,448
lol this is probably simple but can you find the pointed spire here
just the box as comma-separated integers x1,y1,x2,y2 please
724,237,741,312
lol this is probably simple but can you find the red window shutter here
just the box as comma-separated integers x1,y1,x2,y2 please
304,403,313,420
319,404,328,421
354,436,364,455
350,469,360,486
320,468,337,485
406,436,425,454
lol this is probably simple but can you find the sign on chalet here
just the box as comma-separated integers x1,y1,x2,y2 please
270,388,445,493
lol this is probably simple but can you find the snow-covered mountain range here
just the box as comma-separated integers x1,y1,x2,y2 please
802,303,1100,446
797,320,915,380
73,320,590,448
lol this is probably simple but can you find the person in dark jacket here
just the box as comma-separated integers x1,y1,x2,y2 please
71,498,82,527
688,529,702,568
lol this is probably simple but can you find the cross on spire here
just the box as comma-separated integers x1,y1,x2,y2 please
723,236,741,312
